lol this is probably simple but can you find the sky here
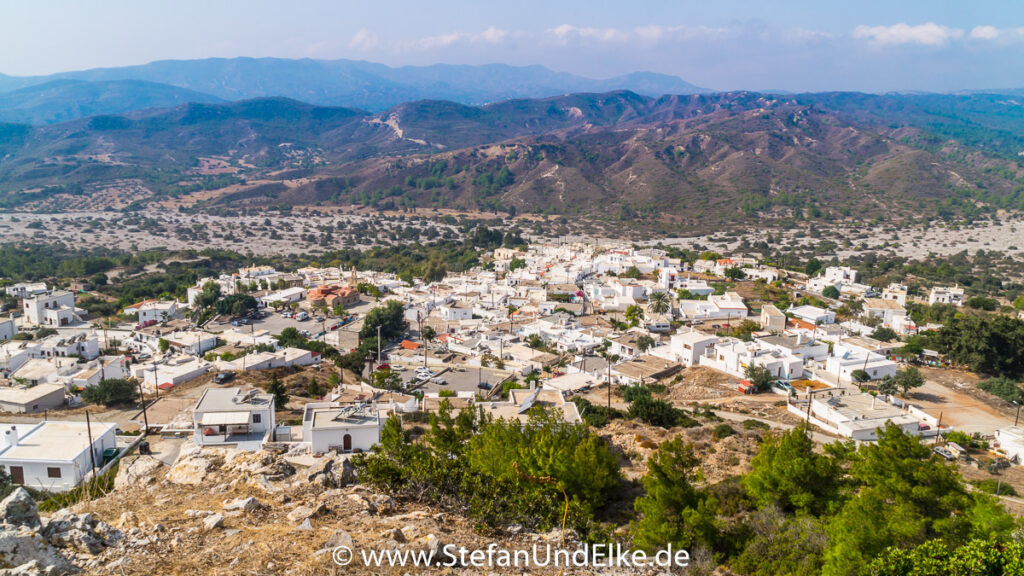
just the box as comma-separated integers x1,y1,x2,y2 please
1,1,1022,92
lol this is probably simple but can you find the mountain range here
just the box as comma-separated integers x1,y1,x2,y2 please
2,88,1024,232
0,58,708,124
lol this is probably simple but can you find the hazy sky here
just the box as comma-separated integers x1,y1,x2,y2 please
1,1,1022,92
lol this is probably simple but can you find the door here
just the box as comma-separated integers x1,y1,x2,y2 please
343,434,352,452
9,466,23,485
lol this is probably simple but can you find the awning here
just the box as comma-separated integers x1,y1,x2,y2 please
201,411,251,426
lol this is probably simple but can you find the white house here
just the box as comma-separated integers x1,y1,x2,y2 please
929,286,965,307
23,290,77,327
193,387,276,450
301,402,385,454
788,305,835,325
259,287,306,308
862,298,906,328
0,420,118,492
0,384,66,414
439,302,474,322
824,343,898,383
6,282,48,299
0,319,17,342
124,299,181,325
788,389,923,442
678,292,748,322
669,331,719,367
699,338,804,380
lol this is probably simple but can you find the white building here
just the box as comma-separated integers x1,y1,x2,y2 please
193,387,276,450
699,338,804,381
124,299,181,325
788,389,923,441
0,384,66,414
0,420,118,492
806,266,858,294
862,298,906,328
259,287,306,308
678,292,748,322
788,305,835,325
669,331,719,367
929,286,965,307
0,319,16,342
824,343,898,383
301,402,385,454
5,282,48,299
23,291,77,327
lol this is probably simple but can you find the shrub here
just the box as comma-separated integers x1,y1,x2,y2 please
713,424,736,440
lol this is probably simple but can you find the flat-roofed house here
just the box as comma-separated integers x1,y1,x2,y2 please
192,387,275,450
0,420,117,491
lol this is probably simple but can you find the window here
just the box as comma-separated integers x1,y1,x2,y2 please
252,414,262,424
47,467,61,479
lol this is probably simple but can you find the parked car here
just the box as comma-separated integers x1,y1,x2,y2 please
477,382,492,390
377,363,390,371
295,311,310,321
932,446,955,461
214,372,236,385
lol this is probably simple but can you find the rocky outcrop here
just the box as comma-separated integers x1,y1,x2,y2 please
113,456,163,491
166,443,227,486
306,456,356,487
0,490,40,529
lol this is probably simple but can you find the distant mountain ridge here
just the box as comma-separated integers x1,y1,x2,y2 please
0,57,708,123
2,89,1024,232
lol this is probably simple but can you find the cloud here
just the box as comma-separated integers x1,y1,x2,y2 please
969,25,1000,40
349,28,379,51
413,26,509,50
852,22,963,46
548,24,628,43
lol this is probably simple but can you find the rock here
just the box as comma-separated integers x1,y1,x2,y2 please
0,529,75,574
346,494,376,514
114,511,140,530
400,525,420,541
294,519,313,531
114,455,163,490
379,527,406,543
223,497,262,513
167,444,224,486
370,494,396,515
185,509,213,519
325,530,352,549
286,503,328,524
0,488,40,528
0,560,60,576
308,457,356,487
203,514,225,530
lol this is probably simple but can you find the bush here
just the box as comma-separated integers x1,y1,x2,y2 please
81,378,138,406
972,479,1017,496
713,424,736,440
628,396,698,429
743,419,771,431
978,377,1024,403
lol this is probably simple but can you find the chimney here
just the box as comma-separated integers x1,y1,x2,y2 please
4,426,18,448
796,333,803,345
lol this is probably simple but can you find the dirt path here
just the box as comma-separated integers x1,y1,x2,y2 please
910,367,1013,435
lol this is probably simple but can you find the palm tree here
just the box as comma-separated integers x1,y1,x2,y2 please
648,291,670,315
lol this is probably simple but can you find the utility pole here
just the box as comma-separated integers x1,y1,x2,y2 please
137,380,149,435
85,411,97,479
153,361,160,399
377,325,382,367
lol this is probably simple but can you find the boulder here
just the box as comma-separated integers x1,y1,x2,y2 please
222,497,261,513
167,444,223,486
285,503,327,524
0,489,40,528
294,519,313,531
307,457,356,488
0,559,61,576
0,529,74,574
325,530,352,550
114,455,163,490
203,514,225,530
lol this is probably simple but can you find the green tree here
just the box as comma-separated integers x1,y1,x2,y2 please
266,375,289,410
636,334,655,353
745,364,775,391
624,304,644,327
648,291,670,315
725,267,746,281
371,368,403,391
81,378,139,406
823,424,1010,576
631,438,717,553
360,300,408,341
805,258,823,277
421,326,437,341
870,327,898,342
157,338,170,354
851,369,871,383
1014,294,1024,310
743,429,843,515
822,285,841,299
892,367,925,396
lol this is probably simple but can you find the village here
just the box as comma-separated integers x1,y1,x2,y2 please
0,239,1020,497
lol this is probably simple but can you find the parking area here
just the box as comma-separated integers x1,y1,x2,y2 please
387,364,512,396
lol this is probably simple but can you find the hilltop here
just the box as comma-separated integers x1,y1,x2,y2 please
1,90,1023,231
